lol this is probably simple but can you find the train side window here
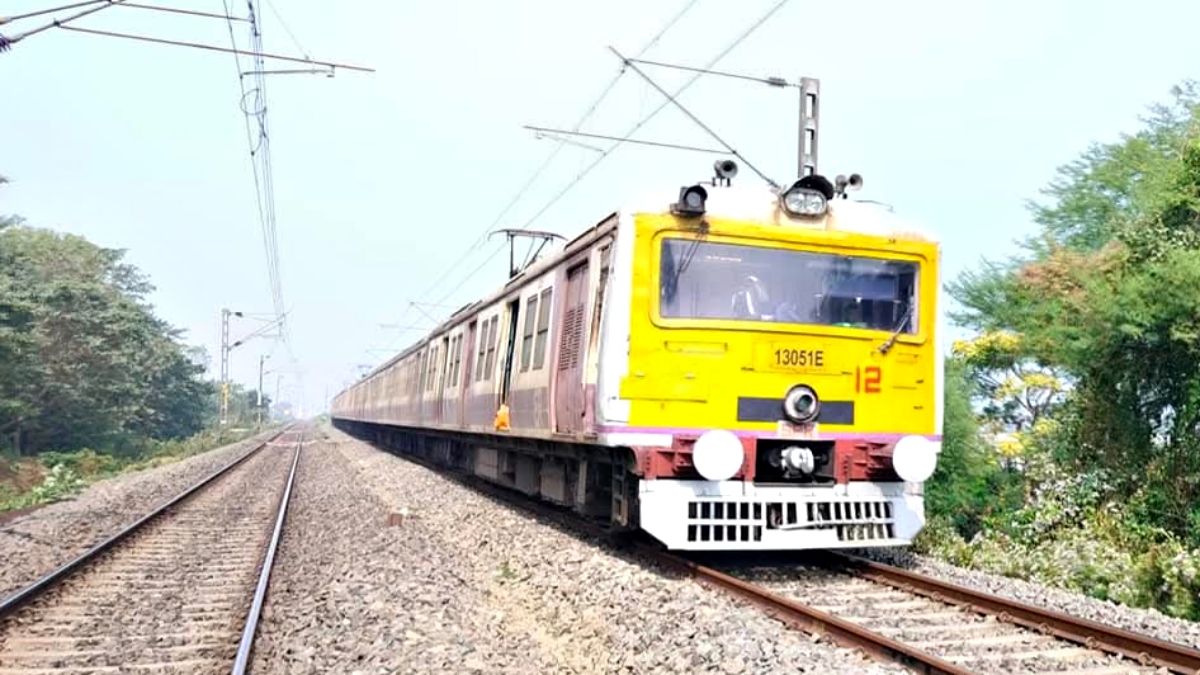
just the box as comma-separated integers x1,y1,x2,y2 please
484,315,499,380
533,287,552,370
454,334,463,387
420,345,429,393
475,320,487,382
426,345,438,391
520,294,538,372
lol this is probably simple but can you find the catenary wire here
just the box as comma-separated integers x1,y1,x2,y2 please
0,0,105,24
385,0,790,353
611,46,779,188
1,0,127,44
394,0,702,333
514,0,793,233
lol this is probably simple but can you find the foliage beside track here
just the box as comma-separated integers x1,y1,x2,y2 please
921,81,1200,620
0,177,281,512
0,423,262,514
0,205,274,456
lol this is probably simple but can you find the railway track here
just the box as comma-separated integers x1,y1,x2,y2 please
0,426,304,675
672,552,1200,675
356,432,1200,675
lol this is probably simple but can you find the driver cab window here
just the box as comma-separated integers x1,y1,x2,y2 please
658,238,919,334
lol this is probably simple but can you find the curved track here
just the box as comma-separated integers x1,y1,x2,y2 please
0,427,303,675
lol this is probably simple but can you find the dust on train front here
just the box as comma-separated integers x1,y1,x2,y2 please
602,163,944,550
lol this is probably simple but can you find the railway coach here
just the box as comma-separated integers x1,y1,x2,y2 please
333,158,943,551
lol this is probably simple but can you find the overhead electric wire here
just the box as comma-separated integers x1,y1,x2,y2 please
392,0,701,340
0,0,105,23
55,24,371,69
0,0,127,46
389,0,792,348
221,0,289,349
515,0,793,232
623,56,794,88
523,125,726,155
116,2,248,22
610,46,779,188
263,0,308,58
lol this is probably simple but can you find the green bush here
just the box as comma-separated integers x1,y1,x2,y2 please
0,425,261,515
38,449,122,479
26,463,85,504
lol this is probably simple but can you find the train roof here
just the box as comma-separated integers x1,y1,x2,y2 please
341,180,939,390
623,181,941,244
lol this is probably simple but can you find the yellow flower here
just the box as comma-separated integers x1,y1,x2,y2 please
995,432,1026,458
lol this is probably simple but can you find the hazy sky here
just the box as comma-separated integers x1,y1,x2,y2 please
2,0,1197,416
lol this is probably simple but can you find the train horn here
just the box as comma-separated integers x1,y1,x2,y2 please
713,159,739,184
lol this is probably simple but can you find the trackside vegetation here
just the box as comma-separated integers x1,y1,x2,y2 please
0,181,275,512
920,81,1200,620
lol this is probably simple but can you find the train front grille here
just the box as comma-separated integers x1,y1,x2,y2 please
683,498,895,543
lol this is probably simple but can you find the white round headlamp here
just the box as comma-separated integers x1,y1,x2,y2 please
892,435,939,483
781,187,827,217
692,429,745,481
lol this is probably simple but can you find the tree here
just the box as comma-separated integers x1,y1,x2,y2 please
0,223,215,453
948,80,1200,545
926,357,1023,538
0,176,23,232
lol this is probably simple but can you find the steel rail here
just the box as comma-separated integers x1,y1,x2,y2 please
0,426,292,621
829,552,1200,675
231,431,304,674
645,550,978,675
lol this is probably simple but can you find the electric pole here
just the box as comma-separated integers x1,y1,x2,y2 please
219,308,283,427
257,354,269,426
220,308,235,426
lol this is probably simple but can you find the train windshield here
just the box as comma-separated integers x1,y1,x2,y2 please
658,238,919,334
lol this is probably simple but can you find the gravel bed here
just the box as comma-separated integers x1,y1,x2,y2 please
294,426,910,675
251,436,548,675
848,546,1200,650
0,428,278,601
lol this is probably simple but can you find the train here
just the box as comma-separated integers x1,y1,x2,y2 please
333,158,944,552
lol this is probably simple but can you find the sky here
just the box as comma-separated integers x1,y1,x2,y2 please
2,0,1198,417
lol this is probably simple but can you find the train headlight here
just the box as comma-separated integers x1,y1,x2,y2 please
892,435,939,483
671,184,708,217
780,186,827,217
783,385,820,423
692,429,745,481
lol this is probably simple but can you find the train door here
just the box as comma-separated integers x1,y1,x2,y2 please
555,261,589,433
499,298,520,408
459,320,478,426
582,243,611,430
441,333,460,424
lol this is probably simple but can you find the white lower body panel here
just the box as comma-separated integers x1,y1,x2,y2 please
638,479,926,550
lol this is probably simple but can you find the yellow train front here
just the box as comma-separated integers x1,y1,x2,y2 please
600,170,944,550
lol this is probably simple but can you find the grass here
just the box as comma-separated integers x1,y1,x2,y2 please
0,425,271,515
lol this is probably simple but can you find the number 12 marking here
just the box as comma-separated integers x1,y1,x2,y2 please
856,366,882,393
